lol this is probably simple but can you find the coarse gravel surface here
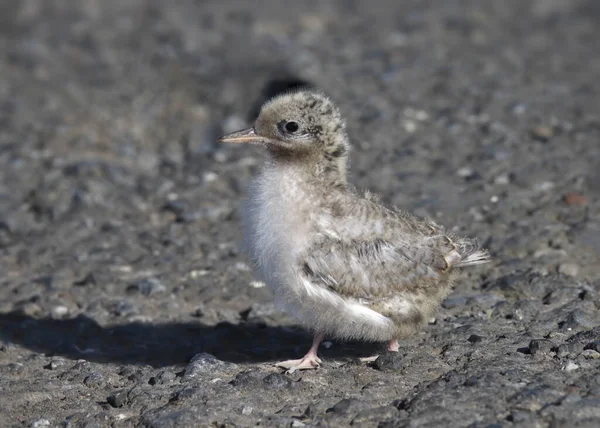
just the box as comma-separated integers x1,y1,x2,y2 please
1,1,599,427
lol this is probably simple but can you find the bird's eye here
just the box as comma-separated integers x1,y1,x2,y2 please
284,121,299,133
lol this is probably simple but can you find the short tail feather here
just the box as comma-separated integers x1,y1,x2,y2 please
456,249,490,267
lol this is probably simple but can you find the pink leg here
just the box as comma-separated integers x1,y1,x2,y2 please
276,333,325,373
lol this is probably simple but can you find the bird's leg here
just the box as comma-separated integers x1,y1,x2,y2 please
276,333,325,373
360,338,400,362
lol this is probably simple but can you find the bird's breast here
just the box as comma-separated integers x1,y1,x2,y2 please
243,165,316,289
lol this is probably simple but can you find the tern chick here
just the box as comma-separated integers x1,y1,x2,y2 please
219,91,490,372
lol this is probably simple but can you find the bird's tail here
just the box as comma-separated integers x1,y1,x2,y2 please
455,249,490,267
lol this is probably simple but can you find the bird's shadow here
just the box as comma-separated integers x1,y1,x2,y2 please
0,311,381,368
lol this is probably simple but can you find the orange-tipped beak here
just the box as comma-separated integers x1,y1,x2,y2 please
217,128,271,145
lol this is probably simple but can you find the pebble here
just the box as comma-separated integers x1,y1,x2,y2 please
442,295,468,309
494,174,511,185
107,390,128,408
580,349,600,360
558,263,579,277
47,358,68,370
183,353,232,380
563,192,587,206
467,334,484,344
83,372,104,388
528,339,555,355
563,361,579,372
31,419,50,428
262,373,292,389
50,305,69,319
373,352,405,372
127,277,167,296
531,125,554,141
561,309,597,330
456,167,475,179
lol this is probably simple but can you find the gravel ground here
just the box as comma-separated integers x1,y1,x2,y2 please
1,1,599,427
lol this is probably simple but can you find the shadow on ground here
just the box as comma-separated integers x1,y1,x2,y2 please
0,312,379,367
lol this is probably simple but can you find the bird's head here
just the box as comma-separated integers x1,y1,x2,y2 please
219,91,350,177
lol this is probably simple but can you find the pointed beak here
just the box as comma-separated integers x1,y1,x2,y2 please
217,127,271,145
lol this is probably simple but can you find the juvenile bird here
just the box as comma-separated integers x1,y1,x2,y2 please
219,91,490,372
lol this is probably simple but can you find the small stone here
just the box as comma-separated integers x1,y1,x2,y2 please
127,277,167,296
108,390,128,408
31,419,50,428
249,281,265,288
561,309,597,330
457,167,475,179
531,125,554,141
183,353,232,380
563,192,588,206
467,334,484,344
585,340,600,353
494,174,510,185
73,273,97,287
563,361,579,372
84,372,104,388
558,263,579,277
111,300,138,317
580,349,600,360
51,305,69,319
373,352,405,371
529,339,555,355
46,358,67,370
442,295,468,309
241,406,253,415
291,420,306,427
262,373,292,389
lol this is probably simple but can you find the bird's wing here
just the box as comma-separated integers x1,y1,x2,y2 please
299,233,458,299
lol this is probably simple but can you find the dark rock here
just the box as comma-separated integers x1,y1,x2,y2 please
560,309,598,330
326,398,369,417
183,353,232,380
73,272,97,287
83,372,104,388
262,373,292,389
467,334,484,343
528,339,555,355
149,370,177,385
441,295,468,309
107,390,128,408
230,369,264,388
584,341,600,353
373,352,406,371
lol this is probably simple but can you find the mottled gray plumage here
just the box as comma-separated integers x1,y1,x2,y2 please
219,91,490,371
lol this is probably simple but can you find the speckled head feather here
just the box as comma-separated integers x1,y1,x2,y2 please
220,91,351,179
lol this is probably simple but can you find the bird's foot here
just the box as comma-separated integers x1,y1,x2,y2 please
276,355,322,373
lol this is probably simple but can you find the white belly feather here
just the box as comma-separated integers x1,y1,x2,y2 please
242,164,397,341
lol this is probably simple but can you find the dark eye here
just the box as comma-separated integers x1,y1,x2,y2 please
284,121,299,133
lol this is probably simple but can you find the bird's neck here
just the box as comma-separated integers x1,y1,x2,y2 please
268,150,349,187
270,146,348,186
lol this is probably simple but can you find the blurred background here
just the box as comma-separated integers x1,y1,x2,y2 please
0,1,599,426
